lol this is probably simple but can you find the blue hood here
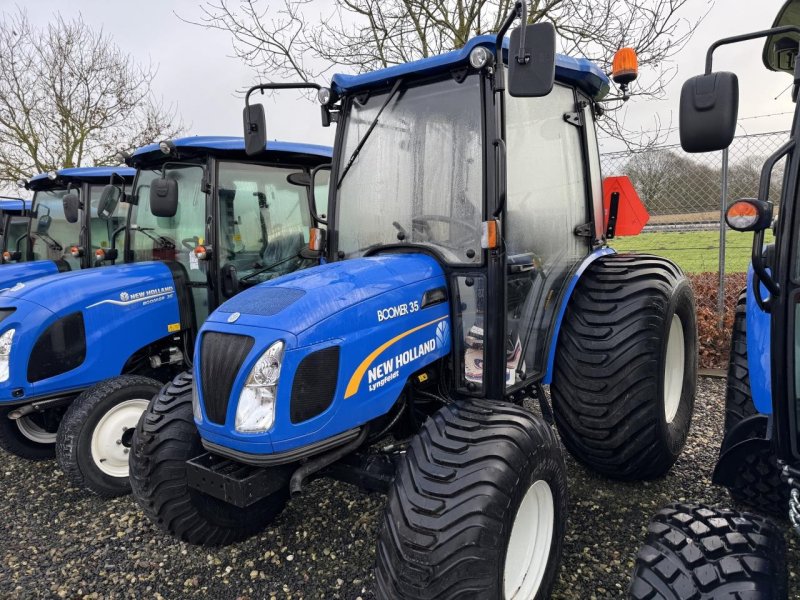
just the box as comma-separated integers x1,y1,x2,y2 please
0,261,61,291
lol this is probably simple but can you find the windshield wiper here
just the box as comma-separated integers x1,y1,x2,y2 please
241,253,301,282
131,225,175,249
337,77,404,189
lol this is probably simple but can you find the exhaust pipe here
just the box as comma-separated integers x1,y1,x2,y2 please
289,427,368,496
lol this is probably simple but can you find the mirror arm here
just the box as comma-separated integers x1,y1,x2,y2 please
245,82,323,131
494,0,526,92
110,224,126,251
706,25,800,73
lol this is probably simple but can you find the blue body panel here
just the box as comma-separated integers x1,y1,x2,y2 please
543,248,616,384
194,254,451,454
0,261,60,290
0,198,30,214
332,35,610,100
746,265,773,414
0,262,182,403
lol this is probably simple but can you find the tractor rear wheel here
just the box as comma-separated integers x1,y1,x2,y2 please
551,254,697,480
375,399,567,599
129,372,288,546
721,290,788,518
629,503,786,599
56,375,162,497
0,405,60,460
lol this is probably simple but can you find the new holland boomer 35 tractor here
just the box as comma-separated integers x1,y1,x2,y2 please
628,2,800,598
130,5,698,598
0,166,135,285
0,136,331,499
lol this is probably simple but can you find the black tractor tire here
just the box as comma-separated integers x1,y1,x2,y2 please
551,254,697,480
0,405,60,460
629,503,787,599
721,290,789,518
375,399,567,600
56,375,162,497
129,372,288,546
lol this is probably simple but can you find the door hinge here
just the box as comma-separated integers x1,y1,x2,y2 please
563,111,582,127
574,222,594,237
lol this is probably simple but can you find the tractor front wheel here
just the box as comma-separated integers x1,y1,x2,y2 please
375,399,567,599
0,405,60,460
129,372,288,546
551,254,697,480
56,375,162,497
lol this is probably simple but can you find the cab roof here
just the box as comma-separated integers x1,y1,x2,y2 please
129,136,333,168
27,166,136,191
331,35,610,99
0,197,31,214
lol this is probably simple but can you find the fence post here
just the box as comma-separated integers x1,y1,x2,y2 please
718,147,729,322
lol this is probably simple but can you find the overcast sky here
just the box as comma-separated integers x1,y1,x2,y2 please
12,0,797,154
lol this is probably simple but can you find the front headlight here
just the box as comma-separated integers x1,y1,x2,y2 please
0,329,14,383
192,381,203,424
235,341,284,433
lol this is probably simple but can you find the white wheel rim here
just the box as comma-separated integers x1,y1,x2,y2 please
16,415,57,444
663,314,685,424
90,398,149,478
503,480,555,600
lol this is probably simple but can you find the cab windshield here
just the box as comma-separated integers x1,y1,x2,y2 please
335,75,483,264
30,189,82,268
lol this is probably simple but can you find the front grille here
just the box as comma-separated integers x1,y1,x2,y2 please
28,313,86,383
200,332,254,425
290,346,340,424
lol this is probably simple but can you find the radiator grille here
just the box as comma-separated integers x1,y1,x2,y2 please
200,332,254,425
290,346,340,424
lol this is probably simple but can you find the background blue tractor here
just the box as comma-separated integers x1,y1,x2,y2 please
0,167,135,287
628,2,800,597
0,136,331,500
0,197,32,261
131,5,699,598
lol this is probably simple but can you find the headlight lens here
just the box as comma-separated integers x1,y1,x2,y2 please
0,329,14,383
192,381,203,424
235,341,284,433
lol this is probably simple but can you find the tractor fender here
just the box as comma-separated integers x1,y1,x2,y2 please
713,412,772,487
746,264,773,414
0,261,189,404
542,247,616,384
0,259,63,292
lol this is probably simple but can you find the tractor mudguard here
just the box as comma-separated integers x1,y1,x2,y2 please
194,254,451,457
0,261,187,404
0,260,62,291
746,264,773,414
713,412,771,487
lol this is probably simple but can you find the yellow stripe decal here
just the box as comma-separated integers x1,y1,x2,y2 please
344,316,447,399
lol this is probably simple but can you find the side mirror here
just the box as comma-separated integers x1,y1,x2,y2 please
310,164,331,225
286,172,311,187
243,103,267,156
679,72,739,153
150,178,179,218
764,0,800,73
725,199,773,232
97,185,122,220
36,214,52,236
62,193,81,224
508,22,556,98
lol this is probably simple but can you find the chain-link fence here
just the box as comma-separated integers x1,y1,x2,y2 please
600,131,788,369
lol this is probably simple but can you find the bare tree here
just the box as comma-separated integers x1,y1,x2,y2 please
184,0,708,147
0,10,184,187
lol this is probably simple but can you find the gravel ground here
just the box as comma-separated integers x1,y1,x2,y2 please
0,376,797,599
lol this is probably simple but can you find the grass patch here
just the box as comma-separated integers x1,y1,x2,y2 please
611,229,773,274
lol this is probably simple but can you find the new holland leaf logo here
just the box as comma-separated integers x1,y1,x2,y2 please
435,321,449,350
119,291,130,302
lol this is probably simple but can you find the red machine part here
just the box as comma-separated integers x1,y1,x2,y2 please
603,175,649,237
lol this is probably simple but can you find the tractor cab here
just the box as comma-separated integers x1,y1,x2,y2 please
0,197,32,262
679,0,800,534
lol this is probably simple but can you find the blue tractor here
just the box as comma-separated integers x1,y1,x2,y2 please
0,136,331,500
0,167,136,286
130,6,698,598
0,197,32,261
628,3,800,598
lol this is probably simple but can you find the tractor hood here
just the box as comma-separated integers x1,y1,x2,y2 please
209,254,445,337
0,261,177,315
0,260,62,291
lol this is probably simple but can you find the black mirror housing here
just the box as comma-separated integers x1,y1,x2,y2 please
508,22,556,98
62,193,81,224
286,172,312,187
150,178,179,218
97,185,122,220
679,72,739,153
243,103,267,156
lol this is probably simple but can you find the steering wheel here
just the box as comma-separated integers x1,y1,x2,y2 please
411,215,481,242
182,237,198,251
